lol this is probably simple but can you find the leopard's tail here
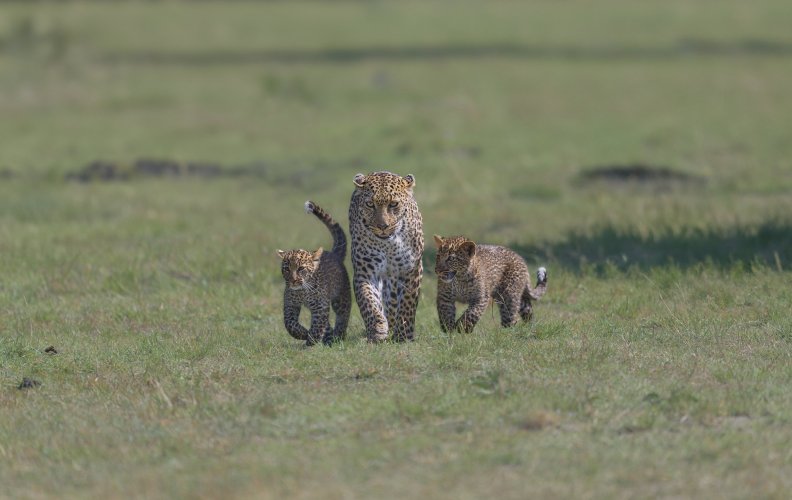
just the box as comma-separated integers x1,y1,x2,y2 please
528,267,547,301
305,200,347,259
520,267,547,321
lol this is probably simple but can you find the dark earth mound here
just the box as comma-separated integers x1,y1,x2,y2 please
65,157,367,187
578,164,706,185
17,378,41,390
66,159,266,182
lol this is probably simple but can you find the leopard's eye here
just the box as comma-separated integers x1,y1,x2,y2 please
388,201,399,209
297,267,307,274
365,200,374,208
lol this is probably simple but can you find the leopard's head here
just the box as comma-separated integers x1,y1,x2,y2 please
433,235,476,283
277,248,323,290
352,171,415,239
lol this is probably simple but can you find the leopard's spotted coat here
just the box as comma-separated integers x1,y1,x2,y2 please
277,201,351,346
349,171,424,342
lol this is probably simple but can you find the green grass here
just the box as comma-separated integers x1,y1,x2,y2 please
2,1,792,498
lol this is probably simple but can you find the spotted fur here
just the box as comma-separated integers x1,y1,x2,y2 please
433,235,547,333
277,201,351,346
349,171,424,342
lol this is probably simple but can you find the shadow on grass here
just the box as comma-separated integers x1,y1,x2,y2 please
101,38,792,66
512,219,792,274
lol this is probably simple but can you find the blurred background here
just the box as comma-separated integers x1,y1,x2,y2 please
2,0,791,275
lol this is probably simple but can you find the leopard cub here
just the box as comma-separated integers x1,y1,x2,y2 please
277,201,351,346
433,235,547,333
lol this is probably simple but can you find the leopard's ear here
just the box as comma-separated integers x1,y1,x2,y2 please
403,174,416,189
460,241,476,258
353,173,367,188
433,234,444,248
276,250,287,259
312,247,324,261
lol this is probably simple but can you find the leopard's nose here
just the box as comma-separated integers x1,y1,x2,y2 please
377,223,388,230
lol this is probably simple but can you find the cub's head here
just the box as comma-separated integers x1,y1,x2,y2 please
276,248,323,290
433,235,476,283
352,171,415,239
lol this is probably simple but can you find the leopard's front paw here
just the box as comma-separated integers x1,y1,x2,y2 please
367,331,390,343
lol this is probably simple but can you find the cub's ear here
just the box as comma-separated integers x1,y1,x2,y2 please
433,234,444,248
353,173,367,188
403,174,416,189
312,247,324,261
460,241,476,258
276,250,287,259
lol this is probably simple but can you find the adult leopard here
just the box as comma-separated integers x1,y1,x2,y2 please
349,171,424,342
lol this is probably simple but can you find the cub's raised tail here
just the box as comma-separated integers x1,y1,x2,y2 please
529,267,547,301
520,267,548,321
305,201,347,259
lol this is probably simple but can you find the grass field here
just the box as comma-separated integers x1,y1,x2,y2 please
2,1,792,498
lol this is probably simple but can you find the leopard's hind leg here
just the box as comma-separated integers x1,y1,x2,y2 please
382,278,399,336
520,267,547,321
325,277,351,345
392,263,422,341
498,283,523,328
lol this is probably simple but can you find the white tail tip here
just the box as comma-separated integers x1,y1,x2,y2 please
304,200,314,214
537,267,547,283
